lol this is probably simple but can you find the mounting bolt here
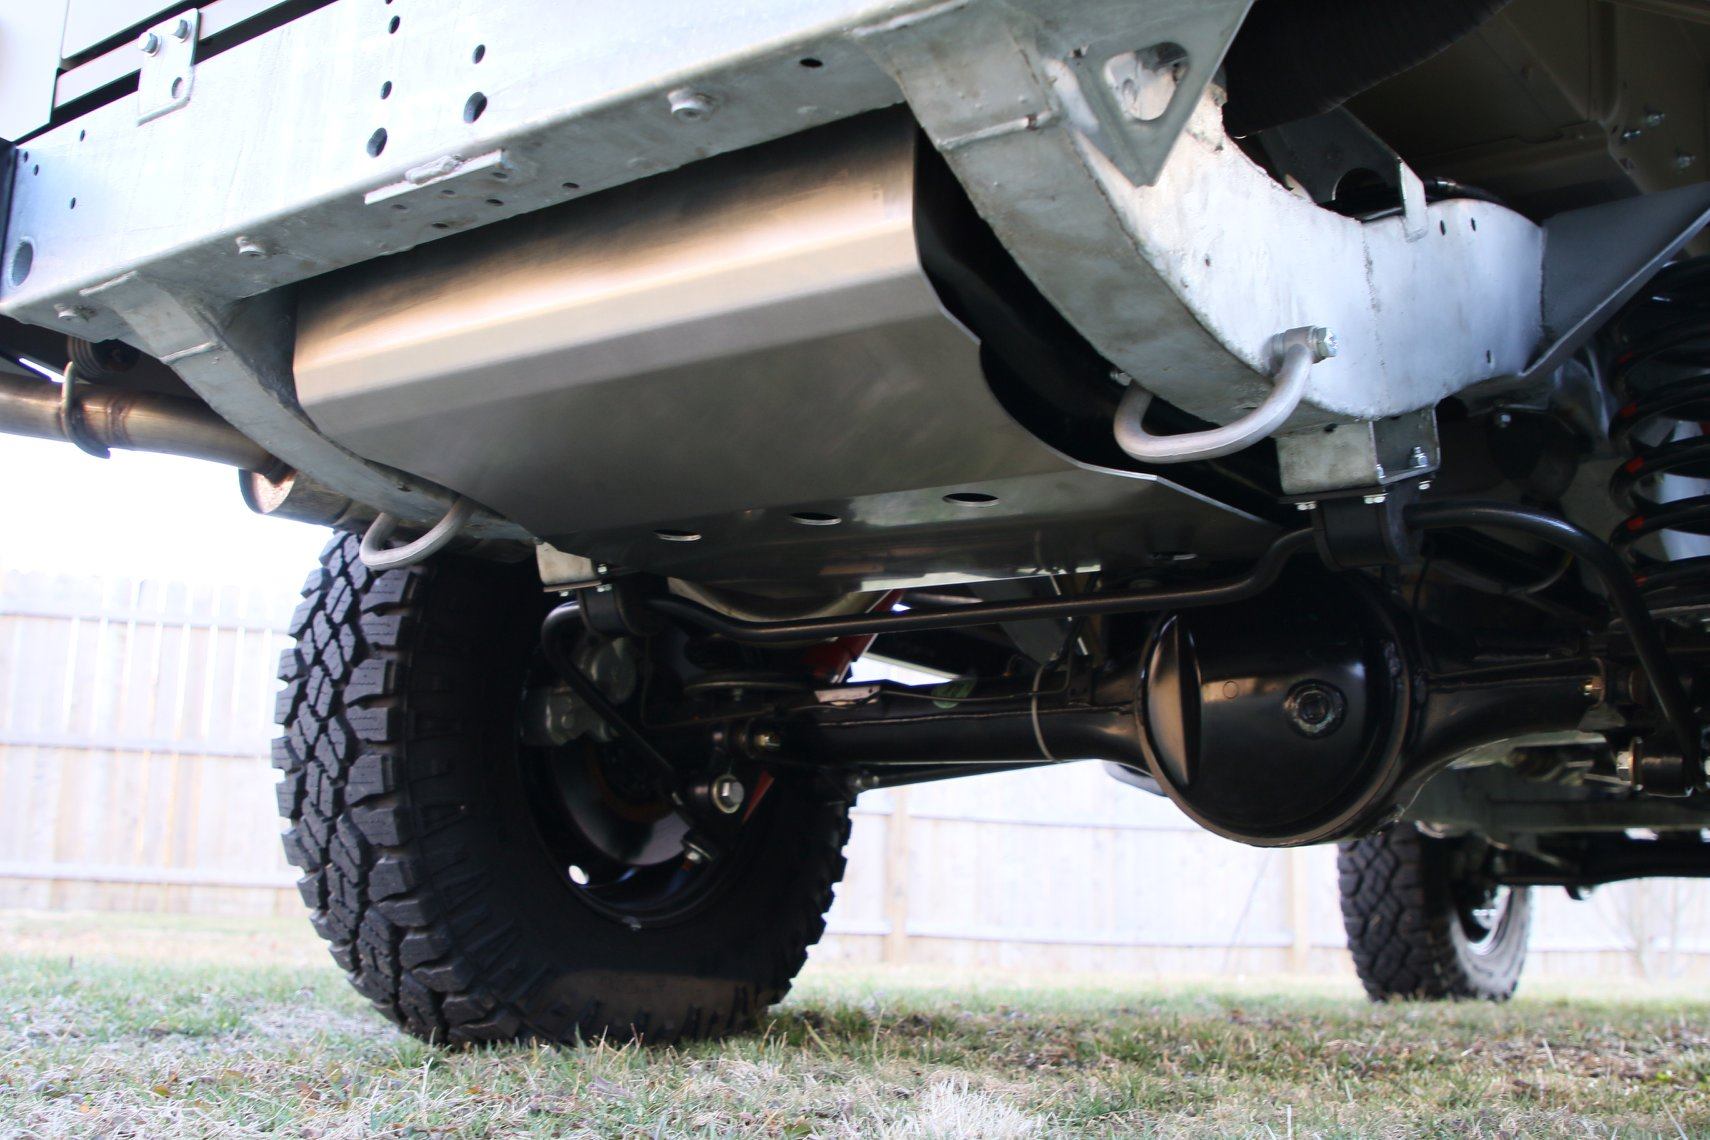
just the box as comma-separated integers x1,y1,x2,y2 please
1581,676,1606,701
709,773,746,815
1409,445,1430,468
1294,501,1318,512
751,728,783,753
1362,493,1388,505
1417,480,1433,492
1677,151,1699,171
1643,106,1667,128
169,17,192,40
1307,326,1339,362
138,31,161,54
1614,748,1636,785
53,304,92,323
234,236,268,259
1618,126,1644,144
1494,412,1513,429
668,88,716,122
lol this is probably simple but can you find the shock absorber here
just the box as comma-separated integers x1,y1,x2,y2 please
1607,256,1710,616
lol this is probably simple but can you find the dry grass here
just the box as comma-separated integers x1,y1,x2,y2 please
1,911,1707,1138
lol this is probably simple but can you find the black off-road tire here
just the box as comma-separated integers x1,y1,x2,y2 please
273,533,852,1044
1338,824,1531,1001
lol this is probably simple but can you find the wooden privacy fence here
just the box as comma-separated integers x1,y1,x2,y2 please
4,565,1710,977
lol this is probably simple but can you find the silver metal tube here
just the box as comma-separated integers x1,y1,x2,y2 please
0,371,276,471
1112,326,1332,465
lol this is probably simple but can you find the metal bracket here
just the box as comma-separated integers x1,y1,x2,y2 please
137,9,199,125
1277,409,1439,497
1041,3,1255,189
536,543,603,593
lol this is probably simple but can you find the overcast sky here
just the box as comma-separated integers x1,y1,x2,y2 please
0,435,329,597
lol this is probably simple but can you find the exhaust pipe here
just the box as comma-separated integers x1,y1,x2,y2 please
0,371,278,472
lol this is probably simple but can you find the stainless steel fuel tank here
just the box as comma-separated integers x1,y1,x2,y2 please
293,112,1273,588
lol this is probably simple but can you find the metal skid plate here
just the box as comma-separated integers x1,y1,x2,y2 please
293,114,1274,588
8,0,1704,537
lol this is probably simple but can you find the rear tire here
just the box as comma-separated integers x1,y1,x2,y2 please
1338,824,1531,1001
274,534,852,1044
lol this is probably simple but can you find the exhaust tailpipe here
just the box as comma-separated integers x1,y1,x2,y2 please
0,371,278,472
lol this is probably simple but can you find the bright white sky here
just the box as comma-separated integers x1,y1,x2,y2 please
0,435,330,596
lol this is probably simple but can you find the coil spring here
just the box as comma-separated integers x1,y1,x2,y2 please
1607,256,1710,614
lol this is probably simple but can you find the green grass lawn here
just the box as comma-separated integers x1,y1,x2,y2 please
0,912,1706,1138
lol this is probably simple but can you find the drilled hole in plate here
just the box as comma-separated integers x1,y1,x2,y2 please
799,57,824,68
1109,42,1188,122
655,529,702,542
472,43,486,63
390,202,408,211
1485,350,1494,366
388,14,400,33
790,511,842,526
944,491,999,506
77,130,86,142
464,91,488,122
31,165,38,176
562,181,580,190
380,80,392,99
366,127,388,156
485,197,504,206
1439,220,1447,236
9,240,33,286
170,76,184,98
68,198,76,210
430,221,451,230
1470,217,1478,232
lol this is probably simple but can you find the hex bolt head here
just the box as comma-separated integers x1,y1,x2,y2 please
668,89,716,122
709,774,746,815
1307,326,1339,362
138,31,161,54
235,236,268,259
1614,748,1636,785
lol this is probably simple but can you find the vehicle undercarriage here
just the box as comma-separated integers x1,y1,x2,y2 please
5,0,1710,1038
